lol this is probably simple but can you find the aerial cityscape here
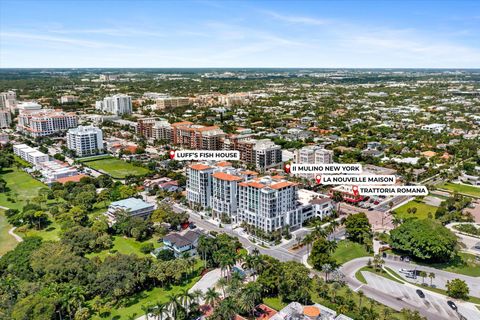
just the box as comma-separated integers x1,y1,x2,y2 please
0,1,479,320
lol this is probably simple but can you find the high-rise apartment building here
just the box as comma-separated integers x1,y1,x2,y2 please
0,110,11,128
186,163,329,232
66,125,104,157
0,91,16,110
295,146,334,179
95,94,132,115
17,109,78,137
186,164,215,209
171,121,225,150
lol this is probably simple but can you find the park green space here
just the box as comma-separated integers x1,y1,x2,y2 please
86,236,161,260
437,182,480,198
91,260,203,320
332,240,371,265
419,252,480,277
15,219,62,241
0,210,18,256
393,199,437,220
0,167,46,210
80,157,150,179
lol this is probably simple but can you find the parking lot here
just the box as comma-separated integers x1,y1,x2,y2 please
363,272,480,320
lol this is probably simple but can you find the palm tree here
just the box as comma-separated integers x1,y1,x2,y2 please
205,288,220,307
321,264,333,282
141,305,152,320
178,288,194,311
239,282,263,316
216,277,228,298
358,290,365,309
325,240,337,253
428,272,435,287
167,294,180,319
191,289,204,305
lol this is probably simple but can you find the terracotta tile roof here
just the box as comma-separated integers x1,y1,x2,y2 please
189,164,212,171
171,121,193,127
240,170,259,175
239,181,265,189
216,161,232,167
212,172,243,182
270,181,297,189
56,174,87,184
271,175,284,180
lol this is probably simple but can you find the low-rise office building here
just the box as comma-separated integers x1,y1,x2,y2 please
13,144,49,165
105,197,156,224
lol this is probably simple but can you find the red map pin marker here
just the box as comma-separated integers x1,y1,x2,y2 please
284,163,291,174
169,150,175,160
352,185,359,196
315,175,321,184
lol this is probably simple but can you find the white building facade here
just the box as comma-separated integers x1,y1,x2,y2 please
0,110,11,128
95,94,132,115
17,109,78,137
66,125,104,157
13,144,49,165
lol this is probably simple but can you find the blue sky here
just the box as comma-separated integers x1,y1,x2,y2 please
1,0,479,68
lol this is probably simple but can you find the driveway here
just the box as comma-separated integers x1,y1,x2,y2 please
189,268,222,303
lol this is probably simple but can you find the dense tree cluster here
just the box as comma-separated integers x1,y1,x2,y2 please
390,219,458,262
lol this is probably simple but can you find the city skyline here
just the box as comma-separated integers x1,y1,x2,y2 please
1,0,479,68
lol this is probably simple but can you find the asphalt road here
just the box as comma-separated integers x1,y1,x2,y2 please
341,257,480,320
173,204,303,262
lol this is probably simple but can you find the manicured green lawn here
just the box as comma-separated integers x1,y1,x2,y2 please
81,157,150,179
0,167,46,210
92,275,201,319
437,182,480,198
332,240,371,265
0,210,19,256
423,252,480,277
262,296,287,311
16,219,62,241
86,236,161,260
393,199,437,220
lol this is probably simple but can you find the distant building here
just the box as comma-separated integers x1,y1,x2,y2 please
17,109,78,137
16,101,42,113
13,144,49,165
253,139,283,170
66,125,104,157
137,117,172,142
0,90,16,110
421,123,446,134
155,97,190,109
329,185,363,203
99,74,118,81
171,121,225,150
0,110,11,128
105,197,156,224
60,95,79,104
95,94,132,115
295,146,334,179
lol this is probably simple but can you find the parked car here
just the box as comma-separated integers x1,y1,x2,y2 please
189,222,197,229
447,300,457,311
416,289,425,298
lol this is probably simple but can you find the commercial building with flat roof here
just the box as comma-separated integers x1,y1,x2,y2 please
105,197,156,224
13,144,49,165
67,125,104,157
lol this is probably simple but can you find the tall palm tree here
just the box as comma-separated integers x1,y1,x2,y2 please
216,277,228,298
358,290,365,309
167,294,180,319
178,288,194,311
191,289,204,305
204,288,220,307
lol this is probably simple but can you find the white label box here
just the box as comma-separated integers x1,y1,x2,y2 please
321,175,396,185
358,186,428,196
170,150,240,161
290,164,362,174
